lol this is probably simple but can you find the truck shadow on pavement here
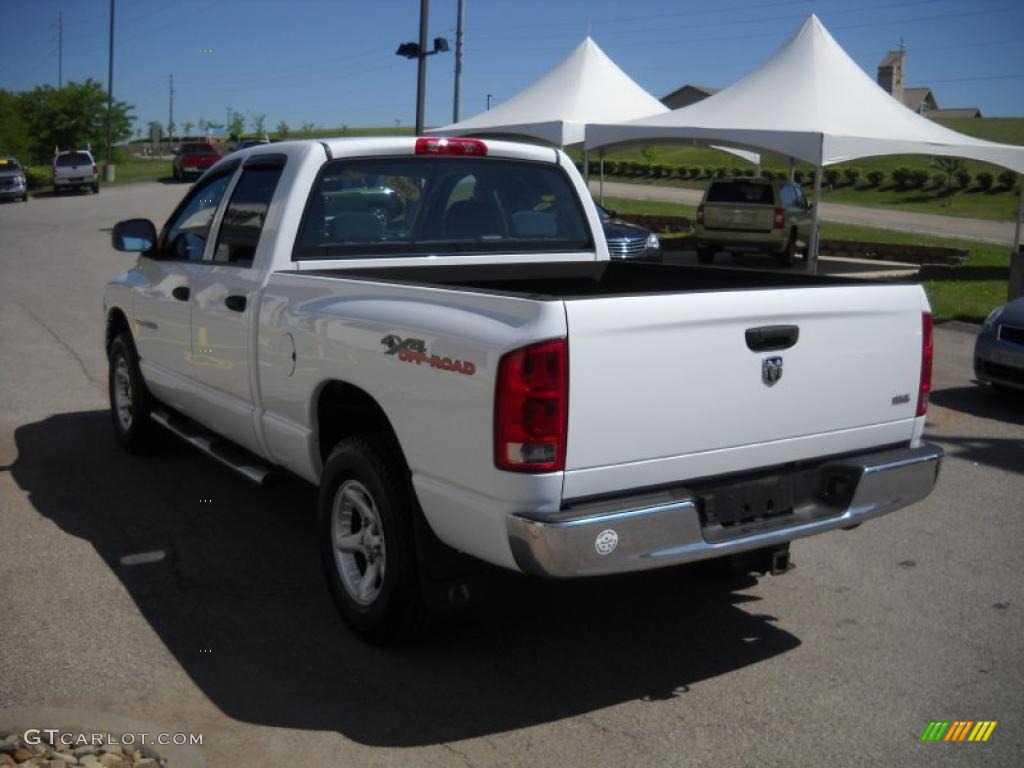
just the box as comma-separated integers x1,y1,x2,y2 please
931,386,1024,427
11,410,800,747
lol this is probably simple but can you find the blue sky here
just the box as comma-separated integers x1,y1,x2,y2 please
1,0,1023,136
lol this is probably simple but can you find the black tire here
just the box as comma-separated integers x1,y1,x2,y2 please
108,331,163,455
92,183,100,194
21,193,28,202
776,230,797,267
696,247,715,265
318,435,423,644
53,186,61,196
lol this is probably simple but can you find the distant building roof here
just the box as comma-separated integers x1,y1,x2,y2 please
928,107,983,119
902,87,937,112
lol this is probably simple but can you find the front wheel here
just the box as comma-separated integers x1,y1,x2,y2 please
319,435,423,644
108,332,163,454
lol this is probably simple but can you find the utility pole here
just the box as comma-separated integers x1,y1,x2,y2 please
168,74,175,145
453,0,465,122
226,107,231,135
104,0,115,180
58,12,63,88
415,0,429,134
486,93,492,110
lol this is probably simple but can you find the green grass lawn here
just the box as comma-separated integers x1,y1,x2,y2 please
603,196,1010,323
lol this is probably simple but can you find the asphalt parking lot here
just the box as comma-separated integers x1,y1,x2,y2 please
1,183,1022,767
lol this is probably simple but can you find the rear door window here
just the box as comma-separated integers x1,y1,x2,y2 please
213,163,285,266
294,157,592,260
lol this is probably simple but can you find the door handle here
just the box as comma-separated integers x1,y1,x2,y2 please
171,286,190,301
746,325,799,352
225,295,247,312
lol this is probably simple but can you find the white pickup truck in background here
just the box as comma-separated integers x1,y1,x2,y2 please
104,136,942,643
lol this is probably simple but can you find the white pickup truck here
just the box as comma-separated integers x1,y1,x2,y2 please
104,137,942,642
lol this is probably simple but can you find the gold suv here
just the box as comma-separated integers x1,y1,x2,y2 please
695,177,812,267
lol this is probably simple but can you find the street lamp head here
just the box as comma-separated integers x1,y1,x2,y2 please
395,42,421,58
433,37,449,53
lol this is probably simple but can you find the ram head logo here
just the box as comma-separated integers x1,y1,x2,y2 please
762,356,784,387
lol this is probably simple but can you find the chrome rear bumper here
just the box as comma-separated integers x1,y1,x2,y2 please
507,443,943,578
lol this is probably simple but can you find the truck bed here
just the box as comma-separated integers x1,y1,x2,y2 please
303,260,876,300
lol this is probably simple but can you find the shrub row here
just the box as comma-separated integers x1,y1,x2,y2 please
583,161,1019,192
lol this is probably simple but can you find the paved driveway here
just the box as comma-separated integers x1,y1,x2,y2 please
1,184,1021,767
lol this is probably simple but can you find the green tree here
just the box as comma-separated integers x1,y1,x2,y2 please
931,157,965,205
228,111,245,140
640,145,659,171
183,120,194,137
251,113,266,135
15,79,134,162
276,120,290,139
0,90,33,161
301,121,315,136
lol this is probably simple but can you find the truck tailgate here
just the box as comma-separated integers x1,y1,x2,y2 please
563,284,926,498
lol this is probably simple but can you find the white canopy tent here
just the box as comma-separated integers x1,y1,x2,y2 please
585,15,1024,282
433,37,668,148
433,36,761,201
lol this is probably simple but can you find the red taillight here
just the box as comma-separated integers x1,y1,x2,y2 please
917,312,933,416
773,207,785,229
92,164,98,174
415,137,488,156
495,338,568,472
696,205,705,226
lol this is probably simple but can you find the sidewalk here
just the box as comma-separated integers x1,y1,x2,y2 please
590,180,1017,246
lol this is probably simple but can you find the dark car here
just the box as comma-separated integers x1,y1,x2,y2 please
0,156,29,202
975,298,1024,393
595,202,661,261
231,139,272,153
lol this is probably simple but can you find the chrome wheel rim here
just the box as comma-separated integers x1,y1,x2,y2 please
331,479,386,606
113,355,134,431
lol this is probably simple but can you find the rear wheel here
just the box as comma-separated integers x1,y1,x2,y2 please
92,182,100,194
776,230,797,267
319,435,423,644
696,247,715,265
108,332,163,454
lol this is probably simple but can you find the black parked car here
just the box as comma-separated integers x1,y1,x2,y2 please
595,202,661,261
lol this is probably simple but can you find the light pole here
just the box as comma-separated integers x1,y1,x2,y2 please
104,0,115,181
453,0,465,122
395,0,449,134
486,93,492,110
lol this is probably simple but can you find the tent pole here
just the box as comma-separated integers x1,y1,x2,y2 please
599,152,605,204
1010,176,1024,300
583,148,589,185
789,157,795,182
807,165,822,273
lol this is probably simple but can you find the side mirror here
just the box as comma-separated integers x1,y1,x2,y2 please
112,218,157,252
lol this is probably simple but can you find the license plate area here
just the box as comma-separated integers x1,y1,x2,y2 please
696,464,852,543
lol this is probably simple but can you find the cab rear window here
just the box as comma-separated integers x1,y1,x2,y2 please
293,157,592,260
706,182,775,205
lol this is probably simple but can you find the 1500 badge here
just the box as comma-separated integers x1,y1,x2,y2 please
380,334,477,376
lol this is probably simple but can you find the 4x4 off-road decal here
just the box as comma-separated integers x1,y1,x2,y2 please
380,335,476,376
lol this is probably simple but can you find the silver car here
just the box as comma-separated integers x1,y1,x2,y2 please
0,156,28,202
974,298,1024,392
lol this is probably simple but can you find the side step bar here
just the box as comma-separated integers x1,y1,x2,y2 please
150,409,275,484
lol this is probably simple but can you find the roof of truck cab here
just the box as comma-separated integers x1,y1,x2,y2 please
320,136,561,163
